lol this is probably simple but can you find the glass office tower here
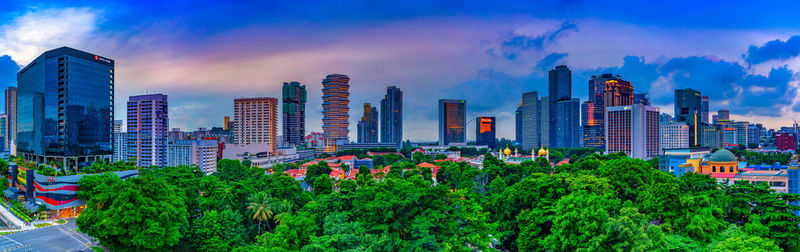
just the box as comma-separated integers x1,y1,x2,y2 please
17,47,114,167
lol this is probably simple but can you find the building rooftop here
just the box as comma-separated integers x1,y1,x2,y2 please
709,149,737,162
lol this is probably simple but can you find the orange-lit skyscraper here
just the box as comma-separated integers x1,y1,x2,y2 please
439,99,466,146
585,74,633,149
476,116,496,149
322,74,350,149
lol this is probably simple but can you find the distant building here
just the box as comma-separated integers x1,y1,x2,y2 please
5,87,15,151
723,128,738,147
282,81,306,147
748,124,761,146
605,104,660,159
675,88,702,146
113,120,123,133
775,133,797,151
549,65,579,148
113,132,127,162
306,132,324,149
17,47,114,166
729,121,749,146
438,99,466,146
128,94,169,167
520,91,540,149
476,116,496,149
659,147,710,175
380,86,403,147
357,103,378,143
717,109,730,121
539,96,550,147
515,105,522,144
712,114,719,125
0,114,6,150
660,122,689,151
700,123,723,149
555,98,581,148
701,96,709,123
634,93,650,106
660,113,674,123
585,73,633,149
233,97,278,152
167,140,219,174
322,74,351,149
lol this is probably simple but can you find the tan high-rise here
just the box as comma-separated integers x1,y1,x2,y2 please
233,97,278,152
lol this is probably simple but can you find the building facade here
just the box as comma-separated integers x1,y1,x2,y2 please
660,122,689,150
539,96,549,147
167,139,219,174
548,65,576,148
675,88,702,146
701,96,709,124
775,133,797,151
127,94,169,167
5,87,15,151
380,86,403,147
233,97,278,153
357,103,378,143
17,47,114,166
605,104,660,159
321,74,350,149
701,123,723,149
555,98,581,148
282,81,306,147
520,91,540,149
438,99,466,146
113,131,127,162
476,116,496,149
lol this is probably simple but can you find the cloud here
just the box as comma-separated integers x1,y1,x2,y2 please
743,35,800,65
498,21,577,60
536,52,568,71
0,8,99,65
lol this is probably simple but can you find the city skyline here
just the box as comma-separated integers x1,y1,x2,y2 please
1,2,800,141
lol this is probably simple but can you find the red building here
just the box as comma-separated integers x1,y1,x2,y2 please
775,133,797,151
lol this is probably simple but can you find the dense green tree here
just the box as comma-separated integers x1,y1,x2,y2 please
543,191,620,251
77,175,188,251
306,162,331,184
313,176,333,195
76,172,123,200
192,209,247,251
247,191,275,234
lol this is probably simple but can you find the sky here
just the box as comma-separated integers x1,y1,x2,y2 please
1,1,800,141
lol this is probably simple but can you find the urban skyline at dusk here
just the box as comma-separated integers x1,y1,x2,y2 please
1,1,800,142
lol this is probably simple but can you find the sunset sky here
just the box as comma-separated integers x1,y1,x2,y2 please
2,1,800,141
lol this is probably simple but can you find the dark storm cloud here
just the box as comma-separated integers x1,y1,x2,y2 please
499,21,577,60
536,52,568,71
743,35,800,65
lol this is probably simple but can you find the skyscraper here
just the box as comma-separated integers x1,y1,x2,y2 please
0,114,6,151
548,65,579,148
634,93,650,106
233,97,279,152
520,91,540,150
515,105,522,144
718,109,730,121
282,81,306,147
660,122,689,150
17,47,114,166
701,96,709,123
113,120,123,133
127,94,169,167
675,88,702,146
380,86,403,147
586,74,634,149
4,87,15,151
321,74,350,148
540,96,550,147
605,104,660,159
476,116,496,149
438,99,466,146
357,103,378,143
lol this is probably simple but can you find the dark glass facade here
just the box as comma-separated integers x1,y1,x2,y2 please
475,116,496,149
380,86,403,147
675,88,702,146
17,47,113,158
282,81,306,146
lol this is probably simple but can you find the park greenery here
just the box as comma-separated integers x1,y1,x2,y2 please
70,150,800,251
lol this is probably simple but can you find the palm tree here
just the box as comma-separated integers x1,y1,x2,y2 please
247,192,274,234
273,200,296,225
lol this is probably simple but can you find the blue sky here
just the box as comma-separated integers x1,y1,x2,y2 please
1,1,800,141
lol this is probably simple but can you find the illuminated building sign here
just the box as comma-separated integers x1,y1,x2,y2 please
93,55,112,64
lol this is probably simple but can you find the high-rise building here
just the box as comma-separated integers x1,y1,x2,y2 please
233,97,278,152
555,98,581,148
113,131,127,162
701,123,723,149
748,124,761,146
660,113,674,123
540,96,550,147
17,47,114,166
167,139,219,174
549,65,579,148
712,114,719,125
723,127,738,147
476,116,496,149
634,93,650,106
660,122,689,150
282,81,306,147
357,103,378,143
775,133,797,151
321,74,350,149
224,116,230,130
731,121,749,146
717,109,730,121
675,89,702,146
0,114,6,151
127,94,169,167
520,91,540,149
605,104,660,159
438,99,466,146
4,87,15,151
113,120,123,133
701,96,709,123
380,86,403,146
515,105,522,144
585,74,635,149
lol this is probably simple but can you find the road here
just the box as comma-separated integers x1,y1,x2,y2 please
0,219,95,252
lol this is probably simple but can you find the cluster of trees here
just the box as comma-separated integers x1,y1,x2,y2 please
74,151,800,251
727,148,793,165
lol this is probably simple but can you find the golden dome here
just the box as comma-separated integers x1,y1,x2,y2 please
503,146,512,155
537,147,548,156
